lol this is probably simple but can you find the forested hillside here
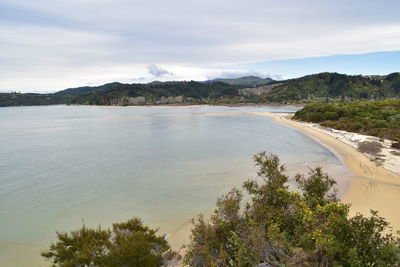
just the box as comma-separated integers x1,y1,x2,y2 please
262,72,400,102
0,81,244,106
206,76,274,87
1,72,399,106
65,81,243,105
0,93,66,107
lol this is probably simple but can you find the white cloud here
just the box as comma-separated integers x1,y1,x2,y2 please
147,65,173,78
0,0,399,91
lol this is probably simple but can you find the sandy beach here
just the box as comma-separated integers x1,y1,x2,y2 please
257,112,400,231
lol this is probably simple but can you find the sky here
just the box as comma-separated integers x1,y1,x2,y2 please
1,0,400,93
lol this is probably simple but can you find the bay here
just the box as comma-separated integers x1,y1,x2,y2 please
0,105,349,266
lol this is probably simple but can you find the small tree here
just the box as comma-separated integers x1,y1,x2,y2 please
41,218,173,267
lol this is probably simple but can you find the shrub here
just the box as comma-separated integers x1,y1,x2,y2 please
324,111,339,120
392,141,400,149
309,112,324,122
389,114,400,122
41,218,174,267
357,140,383,155
373,119,389,128
349,122,363,131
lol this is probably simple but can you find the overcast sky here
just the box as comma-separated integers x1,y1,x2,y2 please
1,0,400,92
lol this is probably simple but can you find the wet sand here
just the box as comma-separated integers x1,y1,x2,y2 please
0,241,46,267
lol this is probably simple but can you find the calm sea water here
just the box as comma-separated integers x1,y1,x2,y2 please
0,105,348,266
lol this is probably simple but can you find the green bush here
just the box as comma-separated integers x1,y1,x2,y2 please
294,100,400,141
389,114,400,122
324,111,339,120
41,218,174,267
373,119,389,128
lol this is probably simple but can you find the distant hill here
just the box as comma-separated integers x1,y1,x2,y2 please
55,82,123,95
64,81,244,105
0,93,67,107
206,76,274,87
1,73,399,106
261,72,400,103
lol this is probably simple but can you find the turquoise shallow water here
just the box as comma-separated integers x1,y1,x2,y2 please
0,105,347,266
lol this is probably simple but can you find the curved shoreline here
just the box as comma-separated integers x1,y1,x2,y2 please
200,111,400,230
255,112,400,230
258,112,400,183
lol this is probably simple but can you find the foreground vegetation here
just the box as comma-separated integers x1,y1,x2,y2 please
293,99,400,147
41,218,176,266
43,153,400,266
185,153,399,266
